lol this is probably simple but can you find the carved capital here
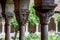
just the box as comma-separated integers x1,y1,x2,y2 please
20,9,30,25
33,5,56,25
40,13,49,25
21,9,30,13
39,10,55,25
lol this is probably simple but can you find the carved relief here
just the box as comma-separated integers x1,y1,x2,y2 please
20,9,30,25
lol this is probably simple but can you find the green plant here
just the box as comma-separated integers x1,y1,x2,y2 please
48,32,60,40
11,37,19,40
25,33,41,40
0,38,5,40
25,32,60,40
55,13,60,23
10,15,19,40
28,3,40,26
10,15,18,27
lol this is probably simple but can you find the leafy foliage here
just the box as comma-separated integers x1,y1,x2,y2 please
48,32,60,40
1,32,60,40
11,37,19,40
10,15,18,28
28,3,40,26
25,32,60,40
55,13,60,23
25,33,41,40
10,15,19,40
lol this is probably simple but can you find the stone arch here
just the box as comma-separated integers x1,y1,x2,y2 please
48,17,56,31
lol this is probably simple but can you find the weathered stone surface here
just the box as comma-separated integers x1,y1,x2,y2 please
48,17,56,31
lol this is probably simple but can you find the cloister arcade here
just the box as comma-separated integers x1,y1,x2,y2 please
0,0,60,40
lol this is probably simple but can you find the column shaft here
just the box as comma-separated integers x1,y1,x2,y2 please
1,0,10,40
5,20,10,40
2,22,5,33
41,25,48,40
13,0,22,40
14,0,30,40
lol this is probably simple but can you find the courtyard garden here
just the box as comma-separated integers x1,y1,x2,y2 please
0,0,60,40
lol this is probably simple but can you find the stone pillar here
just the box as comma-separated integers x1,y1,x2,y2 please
55,21,58,32
1,0,8,40
34,0,57,40
1,0,14,40
25,22,29,35
35,23,40,35
13,0,21,40
0,13,2,33
5,3,14,40
4,10,13,40
19,2,30,39
13,0,30,40
2,22,5,33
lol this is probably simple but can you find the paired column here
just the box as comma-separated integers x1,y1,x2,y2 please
1,0,14,40
13,0,30,40
1,0,9,40
34,0,57,40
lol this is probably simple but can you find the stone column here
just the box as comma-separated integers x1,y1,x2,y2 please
25,22,29,35
13,0,30,40
2,22,5,33
1,0,14,40
55,21,58,32
34,0,57,40
4,10,13,40
5,3,14,40
0,13,2,33
0,13,2,22
35,23,40,35
13,0,21,40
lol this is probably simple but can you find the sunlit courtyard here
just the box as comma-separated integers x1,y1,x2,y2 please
0,0,60,40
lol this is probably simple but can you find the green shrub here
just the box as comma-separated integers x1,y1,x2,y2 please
55,13,60,24
25,33,41,40
28,3,40,26
25,32,60,40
